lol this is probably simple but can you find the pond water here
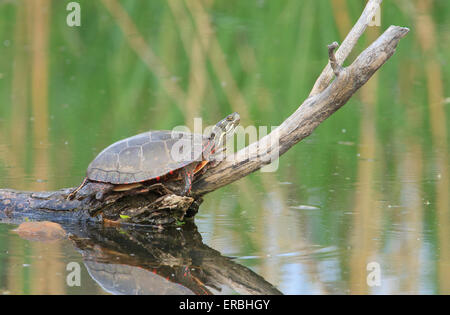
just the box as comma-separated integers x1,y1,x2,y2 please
0,1,449,294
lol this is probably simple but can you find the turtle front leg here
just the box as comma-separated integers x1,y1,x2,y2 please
180,163,197,196
94,183,115,201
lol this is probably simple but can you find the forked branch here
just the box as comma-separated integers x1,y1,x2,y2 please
192,25,409,196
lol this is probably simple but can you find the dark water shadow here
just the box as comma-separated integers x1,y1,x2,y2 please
62,221,282,295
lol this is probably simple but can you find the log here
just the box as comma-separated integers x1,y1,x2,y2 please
0,186,203,225
0,1,409,226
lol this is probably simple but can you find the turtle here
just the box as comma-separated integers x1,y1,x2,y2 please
67,112,240,201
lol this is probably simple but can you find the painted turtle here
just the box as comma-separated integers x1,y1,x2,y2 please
68,112,240,200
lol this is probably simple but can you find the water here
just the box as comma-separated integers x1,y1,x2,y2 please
0,1,449,294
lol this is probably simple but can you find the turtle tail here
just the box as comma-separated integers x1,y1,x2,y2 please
67,177,88,200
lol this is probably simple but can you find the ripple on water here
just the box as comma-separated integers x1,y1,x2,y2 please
235,245,341,264
289,205,320,211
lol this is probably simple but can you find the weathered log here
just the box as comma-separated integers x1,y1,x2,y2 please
0,0,409,226
0,185,202,225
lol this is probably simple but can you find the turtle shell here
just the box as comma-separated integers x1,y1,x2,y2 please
87,131,209,184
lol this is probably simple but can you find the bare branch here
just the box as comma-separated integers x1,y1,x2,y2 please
192,26,409,196
309,0,383,96
328,41,342,76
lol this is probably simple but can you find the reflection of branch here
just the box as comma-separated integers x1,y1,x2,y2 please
69,222,282,295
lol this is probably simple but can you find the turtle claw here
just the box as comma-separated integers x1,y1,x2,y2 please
180,163,196,196
95,191,104,201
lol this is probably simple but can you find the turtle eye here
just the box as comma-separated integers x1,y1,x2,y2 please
226,116,233,121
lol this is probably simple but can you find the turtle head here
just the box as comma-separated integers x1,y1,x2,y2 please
209,112,240,147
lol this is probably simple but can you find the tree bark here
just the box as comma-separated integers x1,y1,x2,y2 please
0,0,409,226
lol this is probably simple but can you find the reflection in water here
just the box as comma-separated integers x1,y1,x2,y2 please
413,1,450,294
349,26,380,294
66,221,282,295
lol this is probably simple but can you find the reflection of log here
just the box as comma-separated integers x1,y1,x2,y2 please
0,1,409,225
67,221,282,295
